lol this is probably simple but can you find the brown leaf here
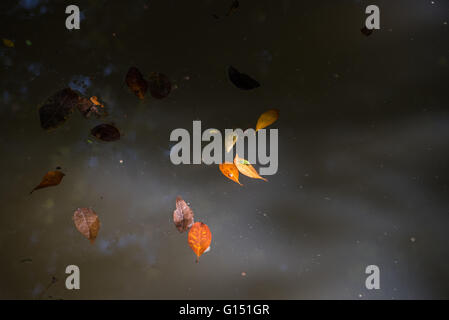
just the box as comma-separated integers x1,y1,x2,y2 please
188,222,212,263
219,163,242,185
173,196,195,233
256,109,279,132
91,123,120,142
73,207,100,244
30,170,65,194
234,154,267,182
39,88,79,130
126,67,148,99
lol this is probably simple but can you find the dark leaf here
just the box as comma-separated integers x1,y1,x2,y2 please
91,123,120,142
76,96,104,118
126,67,148,99
148,72,171,99
39,88,79,130
228,66,260,90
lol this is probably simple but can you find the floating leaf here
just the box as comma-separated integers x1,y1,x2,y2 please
361,26,373,36
2,38,14,47
25,40,32,46
39,88,79,130
219,163,242,185
224,131,238,153
234,154,267,181
73,207,100,244
77,96,104,118
228,66,260,90
30,170,65,194
188,222,212,263
126,67,148,99
256,109,279,131
148,72,171,99
173,196,195,233
91,123,120,142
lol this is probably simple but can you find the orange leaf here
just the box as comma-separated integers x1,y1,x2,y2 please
256,109,279,132
188,222,212,263
219,163,242,185
30,170,65,194
234,154,267,182
73,208,100,244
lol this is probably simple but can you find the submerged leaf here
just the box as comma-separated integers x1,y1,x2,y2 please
228,66,260,90
39,88,79,130
77,96,103,118
126,67,148,99
30,170,65,194
173,196,195,233
256,109,279,131
219,163,242,185
188,222,212,263
73,208,100,244
91,123,120,142
148,72,171,99
234,154,267,182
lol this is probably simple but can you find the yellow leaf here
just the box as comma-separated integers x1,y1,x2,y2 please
256,109,279,131
234,154,267,182
2,38,14,48
224,131,238,153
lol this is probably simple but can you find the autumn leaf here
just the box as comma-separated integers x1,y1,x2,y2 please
234,154,267,182
73,208,100,244
224,131,238,153
30,170,65,194
219,163,242,185
148,72,171,99
256,109,279,132
173,196,195,233
91,123,120,142
126,67,148,99
188,222,212,263
2,38,14,47
39,88,79,130
228,66,260,90
77,96,105,118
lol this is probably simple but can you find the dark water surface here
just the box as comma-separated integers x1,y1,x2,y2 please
1,0,449,299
